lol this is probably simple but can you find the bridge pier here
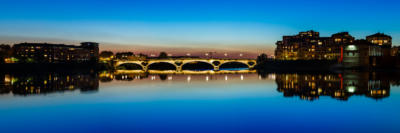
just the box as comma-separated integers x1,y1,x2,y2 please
176,66,182,72
143,66,148,72
214,66,220,71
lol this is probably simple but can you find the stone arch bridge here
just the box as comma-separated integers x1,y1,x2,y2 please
114,58,257,72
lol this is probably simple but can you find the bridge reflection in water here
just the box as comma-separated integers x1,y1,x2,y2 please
1,71,399,101
100,71,260,83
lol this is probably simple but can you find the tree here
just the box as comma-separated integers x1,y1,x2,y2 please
159,52,168,59
99,51,114,59
115,52,134,60
138,53,148,57
257,53,268,63
0,44,12,64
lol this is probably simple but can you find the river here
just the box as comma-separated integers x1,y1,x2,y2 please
0,71,399,133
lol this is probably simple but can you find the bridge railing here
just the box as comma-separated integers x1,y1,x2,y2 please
113,58,256,61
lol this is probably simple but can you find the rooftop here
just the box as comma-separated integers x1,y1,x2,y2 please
367,33,392,39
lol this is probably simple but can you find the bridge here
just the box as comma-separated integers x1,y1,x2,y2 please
114,58,257,73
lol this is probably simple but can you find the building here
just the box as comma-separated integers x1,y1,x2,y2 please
275,31,354,61
342,40,371,68
0,44,13,63
331,32,355,62
367,33,392,46
366,33,392,57
275,31,397,68
343,33,393,68
13,42,99,63
81,42,100,61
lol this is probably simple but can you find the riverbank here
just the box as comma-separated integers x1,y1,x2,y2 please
255,60,341,72
255,60,400,73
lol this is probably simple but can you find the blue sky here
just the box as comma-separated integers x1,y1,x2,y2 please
0,0,399,56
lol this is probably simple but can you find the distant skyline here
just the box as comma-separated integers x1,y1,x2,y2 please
1,0,400,57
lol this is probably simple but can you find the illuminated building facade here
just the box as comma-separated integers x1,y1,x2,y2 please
367,33,392,46
343,33,393,68
275,31,354,61
275,31,396,68
366,33,392,58
13,42,99,63
342,40,371,68
331,32,355,62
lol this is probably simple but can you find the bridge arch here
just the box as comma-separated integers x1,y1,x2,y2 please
147,62,177,70
182,61,214,71
116,63,144,70
219,61,250,70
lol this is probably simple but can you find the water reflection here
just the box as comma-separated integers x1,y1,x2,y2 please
274,72,396,101
1,71,399,101
0,72,99,96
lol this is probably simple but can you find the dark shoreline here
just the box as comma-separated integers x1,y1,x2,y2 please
0,63,101,72
1,61,400,73
255,60,339,72
255,60,400,73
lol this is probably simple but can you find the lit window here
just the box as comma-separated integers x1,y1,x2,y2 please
346,45,357,51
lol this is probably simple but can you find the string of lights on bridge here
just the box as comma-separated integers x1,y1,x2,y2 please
147,52,245,57
117,74,277,81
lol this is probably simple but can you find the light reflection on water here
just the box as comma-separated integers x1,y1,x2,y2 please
0,71,400,133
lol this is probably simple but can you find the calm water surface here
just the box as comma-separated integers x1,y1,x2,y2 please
0,71,400,133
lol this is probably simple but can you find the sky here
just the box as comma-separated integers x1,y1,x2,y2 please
0,0,400,57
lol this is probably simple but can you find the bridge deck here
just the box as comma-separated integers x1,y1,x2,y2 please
113,58,257,72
